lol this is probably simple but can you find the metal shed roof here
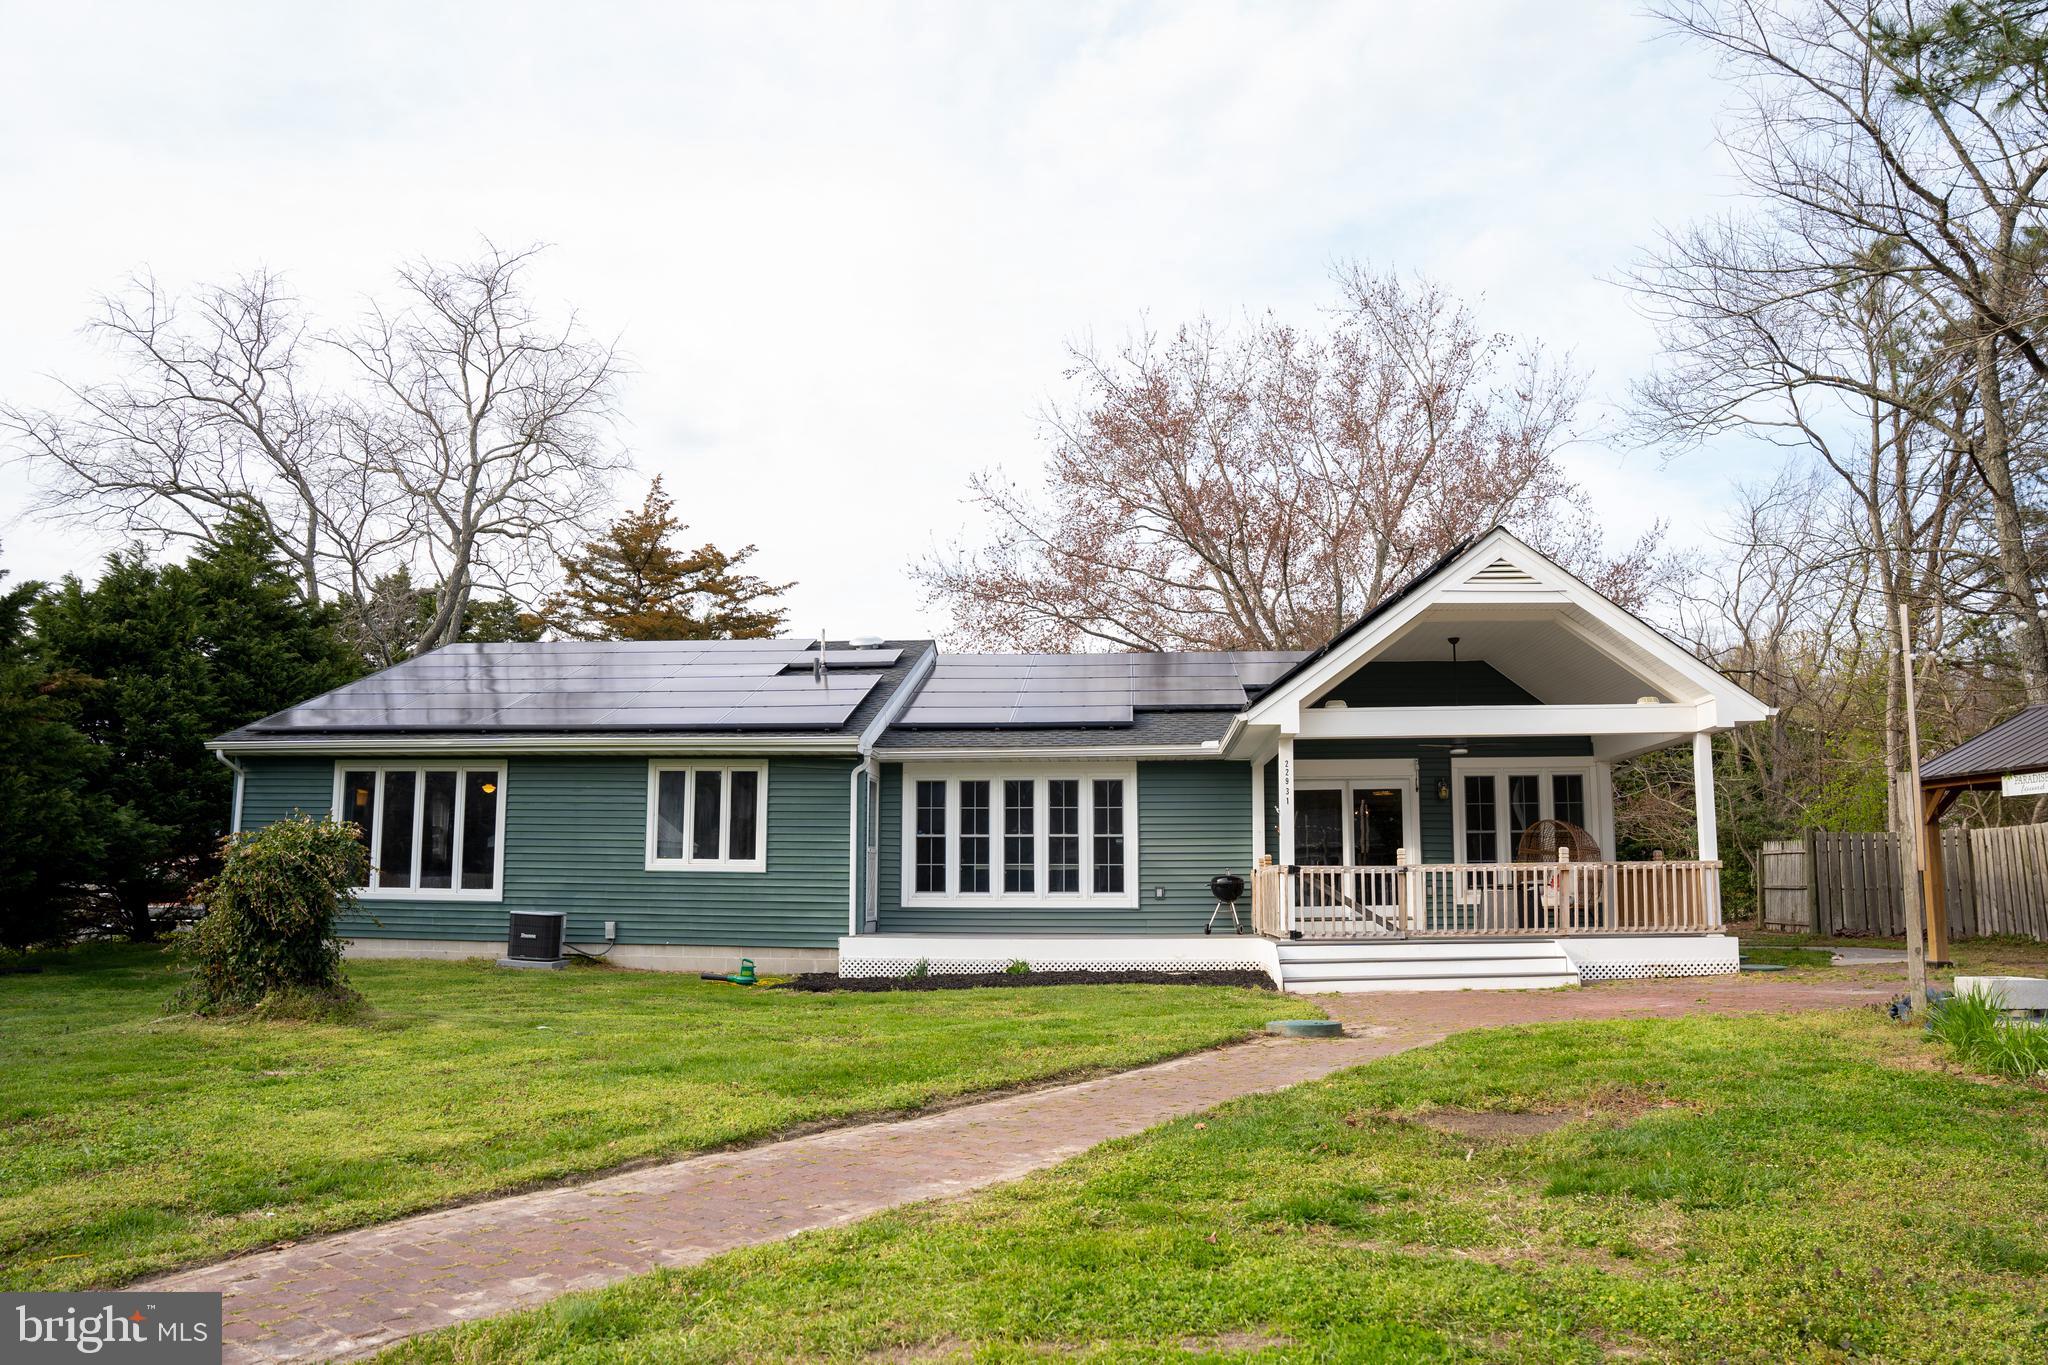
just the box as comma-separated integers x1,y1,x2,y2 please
1921,704,2048,783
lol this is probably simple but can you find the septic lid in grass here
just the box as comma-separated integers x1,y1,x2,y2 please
1267,1019,1344,1038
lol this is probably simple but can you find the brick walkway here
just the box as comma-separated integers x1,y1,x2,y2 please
140,972,1896,1363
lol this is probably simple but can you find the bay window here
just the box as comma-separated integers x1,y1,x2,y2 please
336,763,504,900
646,763,768,871
902,766,1135,906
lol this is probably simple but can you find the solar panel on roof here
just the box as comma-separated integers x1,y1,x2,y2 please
250,641,884,733
894,648,1316,727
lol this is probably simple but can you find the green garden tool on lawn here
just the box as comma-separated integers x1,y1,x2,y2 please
701,958,757,986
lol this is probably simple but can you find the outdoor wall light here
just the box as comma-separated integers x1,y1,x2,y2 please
1436,779,1450,801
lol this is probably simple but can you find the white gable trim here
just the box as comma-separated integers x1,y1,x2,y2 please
1233,528,1771,737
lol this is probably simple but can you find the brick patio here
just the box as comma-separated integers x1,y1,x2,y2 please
138,971,1896,1363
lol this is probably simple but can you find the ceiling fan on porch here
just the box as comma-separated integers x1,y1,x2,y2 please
1412,637,1471,757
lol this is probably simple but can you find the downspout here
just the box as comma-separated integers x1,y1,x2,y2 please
214,750,247,836
846,644,939,937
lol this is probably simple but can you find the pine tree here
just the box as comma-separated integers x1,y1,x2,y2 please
34,508,361,939
545,477,792,640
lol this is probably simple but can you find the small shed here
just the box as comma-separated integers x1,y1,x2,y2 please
1917,704,2048,960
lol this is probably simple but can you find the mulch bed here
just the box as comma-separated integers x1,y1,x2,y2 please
778,969,1276,993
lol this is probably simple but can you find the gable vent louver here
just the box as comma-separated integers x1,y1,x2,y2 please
1467,557,1541,587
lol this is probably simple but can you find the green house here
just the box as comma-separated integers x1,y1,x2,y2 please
213,529,1770,992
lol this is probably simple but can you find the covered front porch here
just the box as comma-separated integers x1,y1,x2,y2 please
1221,530,1759,949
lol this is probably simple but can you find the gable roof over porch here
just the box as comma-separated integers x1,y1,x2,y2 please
1222,527,1771,762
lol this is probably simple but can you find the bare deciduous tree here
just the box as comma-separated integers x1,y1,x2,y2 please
330,245,627,653
2,244,626,664
1635,0,2048,699
917,264,1662,651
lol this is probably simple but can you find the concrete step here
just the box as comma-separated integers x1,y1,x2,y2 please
1277,939,1565,963
1285,972,1582,994
1280,957,1576,982
1277,938,1578,994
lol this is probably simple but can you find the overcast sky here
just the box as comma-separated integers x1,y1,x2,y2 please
0,1,1755,638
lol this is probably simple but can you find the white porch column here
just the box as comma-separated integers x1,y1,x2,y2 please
1277,734,1296,866
1692,731,1719,861
1251,752,1267,862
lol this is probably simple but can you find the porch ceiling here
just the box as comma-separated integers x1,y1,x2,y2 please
1364,608,1695,707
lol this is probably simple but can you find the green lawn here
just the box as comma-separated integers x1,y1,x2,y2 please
0,944,1299,1291
386,1010,2048,1363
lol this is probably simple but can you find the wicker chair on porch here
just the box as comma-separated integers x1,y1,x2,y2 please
1513,819,1604,930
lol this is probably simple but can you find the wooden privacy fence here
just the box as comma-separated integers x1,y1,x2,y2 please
1761,824,2048,940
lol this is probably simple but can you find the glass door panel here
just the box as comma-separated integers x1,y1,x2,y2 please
1294,790,1345,865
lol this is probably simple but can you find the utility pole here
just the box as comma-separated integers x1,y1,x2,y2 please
1899,602,1930,1015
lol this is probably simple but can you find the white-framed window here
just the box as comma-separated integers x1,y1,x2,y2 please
1450,760,1608,864
646,762,768,872
333,762,507,901
901,765,1136,907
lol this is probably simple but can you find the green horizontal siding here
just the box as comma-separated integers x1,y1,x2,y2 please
236,753,855,949
1266,738,1594,864
874,760,1252,936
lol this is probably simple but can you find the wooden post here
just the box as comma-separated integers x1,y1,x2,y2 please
1922,788,1957,963
1895,771,1929,1013
1899,602,1943,980
1803,828,1822,935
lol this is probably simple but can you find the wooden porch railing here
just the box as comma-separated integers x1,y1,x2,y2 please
1247,855,1722,940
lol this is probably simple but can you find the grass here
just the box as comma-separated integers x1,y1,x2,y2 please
0,943,1301,1291
1738,930,2048,978
1929,990,2048,1081
383,1010,2048,1363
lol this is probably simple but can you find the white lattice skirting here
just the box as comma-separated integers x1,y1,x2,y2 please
838,935,1284,985
1560,936,1739,981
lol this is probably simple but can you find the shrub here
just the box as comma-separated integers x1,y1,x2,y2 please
1004,959,1032,975
907,958,930,980
177,816,366,1017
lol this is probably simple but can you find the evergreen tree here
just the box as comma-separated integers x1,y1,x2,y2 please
341,569,544,668
35,509,361,939
0,572,113,948
545,477,792,640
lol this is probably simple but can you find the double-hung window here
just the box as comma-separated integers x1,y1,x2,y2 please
336,763,505,900
647,763,767,871
901,767,1135,906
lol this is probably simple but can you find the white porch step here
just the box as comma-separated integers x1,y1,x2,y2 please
1278,938,1579,994
1278,939,1564,963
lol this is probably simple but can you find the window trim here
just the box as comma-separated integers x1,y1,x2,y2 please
645,761,769,873
1449,759,1610,864
899,763,1138,908
331,761,507,903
